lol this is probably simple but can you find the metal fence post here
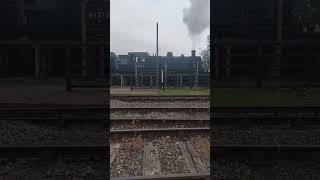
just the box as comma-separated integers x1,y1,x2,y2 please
65,45,72,92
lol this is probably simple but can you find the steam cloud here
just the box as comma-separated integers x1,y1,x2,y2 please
183,0,210,49
183,0,210,36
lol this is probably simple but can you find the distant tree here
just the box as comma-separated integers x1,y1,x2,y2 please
200,35,210,72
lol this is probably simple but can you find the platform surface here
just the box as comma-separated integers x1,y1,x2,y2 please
111,87,159,96
0,79,107,104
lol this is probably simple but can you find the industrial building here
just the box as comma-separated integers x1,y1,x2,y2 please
111,50,209,87
213,0,320,86
0,0,109,82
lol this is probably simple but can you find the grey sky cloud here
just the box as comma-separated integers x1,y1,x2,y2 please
110,0,210,56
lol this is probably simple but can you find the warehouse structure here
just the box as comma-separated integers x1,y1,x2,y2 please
0,0,109,84
111,50,209,87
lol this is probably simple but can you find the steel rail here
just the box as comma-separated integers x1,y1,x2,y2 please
111,107,209,111
213,106,320,113
110,127,210,134
111,173,210,180
0,144,108,151
111,95,209,97
0,116,107,121
111,118,210,122
111,95,209,101
0,107,106,111
0,144,109,156
213,115,320,127
0,103,106,108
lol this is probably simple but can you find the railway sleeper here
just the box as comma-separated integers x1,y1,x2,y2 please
111,137,209,179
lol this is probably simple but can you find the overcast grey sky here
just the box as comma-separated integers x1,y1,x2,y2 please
110,0,210,57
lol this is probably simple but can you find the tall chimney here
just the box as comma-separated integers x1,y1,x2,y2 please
156,23,158,56
191,50,196,57
156,22,159,88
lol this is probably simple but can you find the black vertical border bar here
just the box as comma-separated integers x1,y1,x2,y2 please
210,0,214,179
105,0,111,178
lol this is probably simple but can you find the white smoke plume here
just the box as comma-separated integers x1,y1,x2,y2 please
183,0,210,49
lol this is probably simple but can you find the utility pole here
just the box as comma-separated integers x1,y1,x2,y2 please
273,0,283,79
156,22,159,88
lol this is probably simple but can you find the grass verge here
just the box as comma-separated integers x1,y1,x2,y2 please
160,87,210,96
212,88,320,106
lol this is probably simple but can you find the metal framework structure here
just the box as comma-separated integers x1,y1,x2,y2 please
0,0,109,91
212,0,320,87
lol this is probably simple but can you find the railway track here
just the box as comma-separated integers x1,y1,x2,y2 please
213,106,320,179
111,107,210,135
213,106,320,113
213,106,320,127
212,145,320,179
111,107,209,111
0,144,108,179
0,176,105,180
111,135,210,179
0,104,108,178
111,118,209,128
111,127,210,136
110,173,210,180
0,144,108,154
111,100,210,179
112,118,209,122
0,104,107,122
111,95,209,101
0,103,106,108
213,144,320,161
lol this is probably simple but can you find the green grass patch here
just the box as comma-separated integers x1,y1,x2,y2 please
212,88,320,106
160,87,210,96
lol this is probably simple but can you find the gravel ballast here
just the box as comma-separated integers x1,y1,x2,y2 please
0,121,107,145
212,160,320,180
0,157,107,178
157,136,190,174
111,111,209,120
111,100,209,108
111,121,209,130
213,127,320,145
190,135,210,170
111,135,210,177
111,137,144,177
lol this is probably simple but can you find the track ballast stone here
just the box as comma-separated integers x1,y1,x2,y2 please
0,121,107,145
212,160,320,180
158,136,190,174
111,100,209,108
111,137,144,177
213,127,320,145
111,111,209,120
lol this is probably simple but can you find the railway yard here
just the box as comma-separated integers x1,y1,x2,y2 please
212,106,320,180
110,96,210,180
2,89,320,179
0,104,108,179
0,94,210,180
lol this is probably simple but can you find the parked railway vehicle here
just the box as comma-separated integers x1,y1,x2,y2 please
110,50,210,87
